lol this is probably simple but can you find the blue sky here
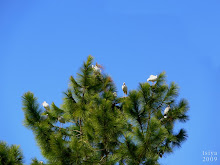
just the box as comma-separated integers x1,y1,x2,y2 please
0,0,220,164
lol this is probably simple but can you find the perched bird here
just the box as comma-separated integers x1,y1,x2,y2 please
147,75,158,84
122,82,128,97
113,92,117,97
164,105,170,118
92,64,101,73
40,161,43,164
42,101,49,109
41,114,48,120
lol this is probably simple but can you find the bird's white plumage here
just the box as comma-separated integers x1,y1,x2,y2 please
92,65,101,73
164,105,170,118
164,106,170,115
42,101,49,109
122,82,128,95
147,75,158,82
113,92,117,97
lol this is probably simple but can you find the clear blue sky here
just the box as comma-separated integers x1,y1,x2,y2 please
0,0,220,164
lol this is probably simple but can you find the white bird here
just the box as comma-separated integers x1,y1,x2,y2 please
92,65,101,73
147,75,158,84
164,105,170,118
122,82,128,97
42,101,49,109
41,114,48,120
40,161,43,164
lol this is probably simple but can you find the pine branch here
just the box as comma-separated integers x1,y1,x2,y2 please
22,92,42,128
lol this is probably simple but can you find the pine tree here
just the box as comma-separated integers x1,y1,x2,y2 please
0,141,23,165
22,56,189,165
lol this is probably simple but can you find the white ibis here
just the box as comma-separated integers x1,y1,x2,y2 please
164,105,170,118
92,64,101,73
122,82,128,97
41,114,48,120
58,116,65,128
147,75,158,85
42,101,49,109
113,92,117,97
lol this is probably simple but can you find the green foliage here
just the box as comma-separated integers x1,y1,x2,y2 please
0,141,23,165
21,56,189,164
30,158,45,165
